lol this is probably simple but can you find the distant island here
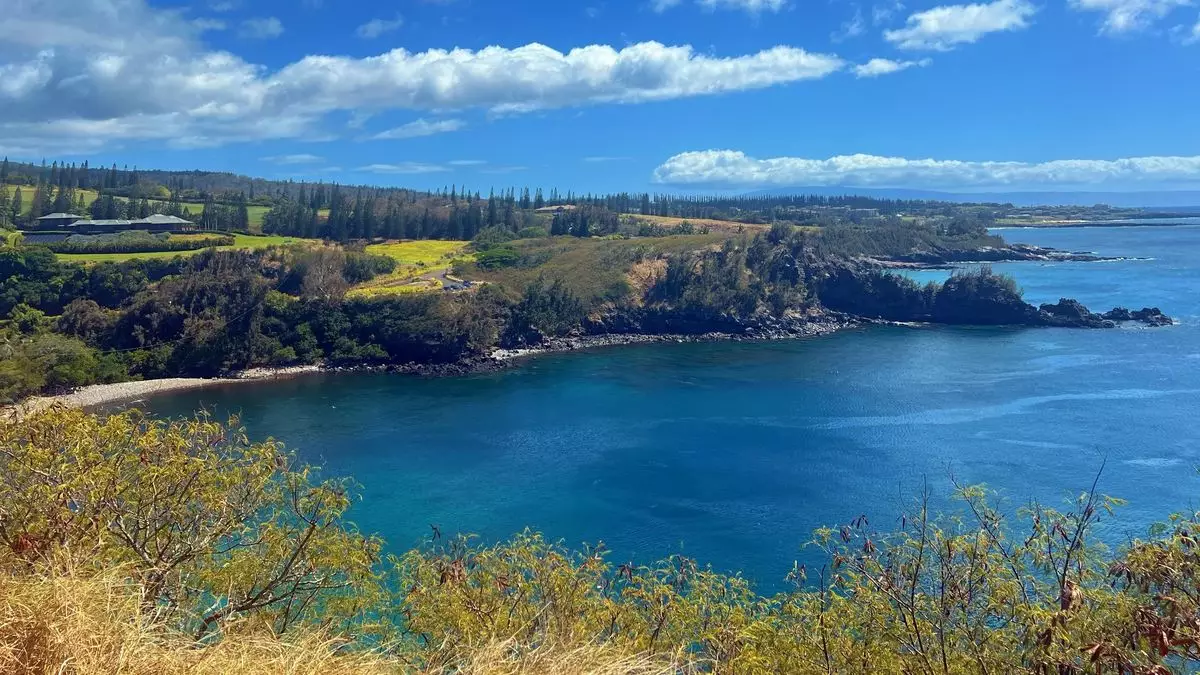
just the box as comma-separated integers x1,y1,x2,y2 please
0,157,1176,408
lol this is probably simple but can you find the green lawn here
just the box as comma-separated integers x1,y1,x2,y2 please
56,233,318,264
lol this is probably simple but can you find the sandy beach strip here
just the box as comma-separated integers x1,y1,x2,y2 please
2,366,323,419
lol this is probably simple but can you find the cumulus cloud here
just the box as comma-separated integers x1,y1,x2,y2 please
0,0,844,154
238,17,283,39
884,0,1036,50
652,150,1200,189
356,14,404,39
853,57,931,77
1070,0,1191,34
262,153,324,164
369,118,465,140
266,42,844,115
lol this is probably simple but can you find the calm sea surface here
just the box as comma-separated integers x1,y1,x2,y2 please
143,226,1200,589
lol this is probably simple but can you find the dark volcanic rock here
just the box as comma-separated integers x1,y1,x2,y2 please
1039,299,1112,328
1131,307,1173,327
876,244,1117,269
1100,306,1173,326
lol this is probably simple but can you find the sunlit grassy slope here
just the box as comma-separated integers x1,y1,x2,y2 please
348,240,473,298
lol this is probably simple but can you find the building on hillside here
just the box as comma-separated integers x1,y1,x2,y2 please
35,213,87,229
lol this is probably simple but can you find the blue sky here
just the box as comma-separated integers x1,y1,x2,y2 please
2,0,1199,193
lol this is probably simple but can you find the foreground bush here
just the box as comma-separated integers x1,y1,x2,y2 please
3,408,1200,673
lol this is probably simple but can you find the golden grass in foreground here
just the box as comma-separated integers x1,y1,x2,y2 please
0,573,397,675
0,572,673,675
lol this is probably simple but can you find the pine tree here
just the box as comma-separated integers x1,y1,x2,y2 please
236,193,249,231
0,186,10,228
0,157,9,185
10,187,22,226
29,182,46,221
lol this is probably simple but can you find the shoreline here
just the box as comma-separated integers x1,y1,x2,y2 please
2,366,325,419
3,300,1170,417
4,322,860,418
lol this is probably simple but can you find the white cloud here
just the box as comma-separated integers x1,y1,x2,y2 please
832,8,866,41
359,162,450,174
652,150,1200,189
270,42,843,115
239,17,283,39
884,0,1036,50
209,0,237,11
448,159,487,166
1189,17,1200,41
872,0,906,24
0,51,54,99
369,118,465,140
1070,0,1191,34
853,57,931,77
697,0,788,12
356,15,404,39
192,18,227,32
652,0,785,12
262,153,324,164
0,0,844,154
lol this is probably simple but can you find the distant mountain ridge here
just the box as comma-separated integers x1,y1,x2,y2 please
741,186,1200,209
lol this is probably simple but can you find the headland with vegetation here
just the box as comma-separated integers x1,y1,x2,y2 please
0,158,1175,408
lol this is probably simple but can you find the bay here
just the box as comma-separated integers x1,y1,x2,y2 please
142,225,1200,589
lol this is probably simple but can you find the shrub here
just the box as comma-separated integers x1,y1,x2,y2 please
44,231,234,255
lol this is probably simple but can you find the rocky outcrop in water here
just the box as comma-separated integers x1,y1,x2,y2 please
871,244,1119,269
816,263,1173,329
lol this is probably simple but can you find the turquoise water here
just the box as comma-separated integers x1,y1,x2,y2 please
143,226,1200,589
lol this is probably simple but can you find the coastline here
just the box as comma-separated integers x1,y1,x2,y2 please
3,321,859,418
2,366,324,419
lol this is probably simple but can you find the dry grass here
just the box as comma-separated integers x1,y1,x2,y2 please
451,640,675,675
0,572,674,675
0,572,398,675
625,214,770,235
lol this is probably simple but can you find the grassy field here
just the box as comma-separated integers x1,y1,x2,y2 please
348,240,472,298
56,233,317,264
458,234,726,306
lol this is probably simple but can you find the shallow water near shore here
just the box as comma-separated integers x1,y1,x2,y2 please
143,225,1200,590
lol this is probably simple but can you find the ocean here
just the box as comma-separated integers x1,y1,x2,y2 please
142,225,1200,590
